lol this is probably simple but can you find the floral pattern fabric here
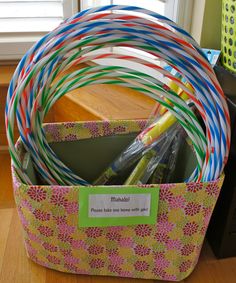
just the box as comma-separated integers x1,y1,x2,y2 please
12,120,224,281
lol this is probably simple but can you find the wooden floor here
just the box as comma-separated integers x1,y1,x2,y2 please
1,153,236,283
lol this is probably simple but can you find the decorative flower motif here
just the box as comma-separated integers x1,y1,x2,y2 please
87,245,104,255
166,239,182,250
106,248,118,257
53,215,67,225
64,255,80,265
135,224,152,237
206,183,219,196
159,189,173,202
71,239,87,249
183,222,199,236
113,125,126,133
46,255,60,265
109,255,124,265
64,263,78,272
119,237,133,248
42,242,58,252
155,232,169,243
38,225,54,237
64,134,77,141
102,121,112,136
33,209,50,221
181,244,195,256
187,182,203,192
157,221,174,234
134,245,151,256
179,260,192,272
60,249,72,256
134,260,149,272
184,202,201,216
169,195,186,209
64,122,75,129
50,192,68,206
85,227,103,238
27,186,47,202
84,122,100,138
58,223,75,235
108,264,122,274
152,267,167,278
106,231,121,241
65,201,78,214
155,257,170,269
89,258,105,269
58,233,73,243
157,213,168,223
153,251,165,260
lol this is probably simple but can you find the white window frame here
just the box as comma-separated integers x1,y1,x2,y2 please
0,0,78,60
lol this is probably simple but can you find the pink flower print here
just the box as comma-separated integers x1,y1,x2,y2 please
21,199,33,211
106,231,121,241
108,226,124,233
159,189,173,202
46,255,60,265
107,248,119,256
157,221,174,234
102,121,112,136
169,195,186,209
18,209,28,227
206,183,219,196
33,209,50,221
179,260,192,272
166,239,182,250
89,258,105,269
184,202,201,216
58,223,75,235
203,207,212,218
64,122,76,129
153,251,165,260
26,244,37,258
160,183,176,190
183,222,199,236
71,239,87,249
119,237,133,248
135,224,152,237
42,242,58,252
65,201,78,214
50,191,68,207
157,212,168,223
28,231,41,243
58,233,73,243
60,249,72,256
109,255,124,265
134,260,149,272
187,182,203,192
134,245,151,256
152,267,167,278
113,125,126,133
64,255,80,265
181,244,195,256
65,134,77,141
51,186,70,195
38,225,54,237
53,215,67,225
137,120,147,130
27,186,47,202
87,245,104,255
155,232,169,243
85,227,103,238
108,264,122,274
84,122,100,138
64,263,78,273
155,257,170,269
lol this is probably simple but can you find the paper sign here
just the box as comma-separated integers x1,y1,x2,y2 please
79,187,159,227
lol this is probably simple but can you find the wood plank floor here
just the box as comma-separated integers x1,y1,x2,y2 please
1,152,236,283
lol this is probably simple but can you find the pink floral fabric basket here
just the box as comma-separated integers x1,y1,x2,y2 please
12,120,224,281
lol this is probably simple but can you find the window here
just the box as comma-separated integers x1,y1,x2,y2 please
0,0,78,60
81,0,193,32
